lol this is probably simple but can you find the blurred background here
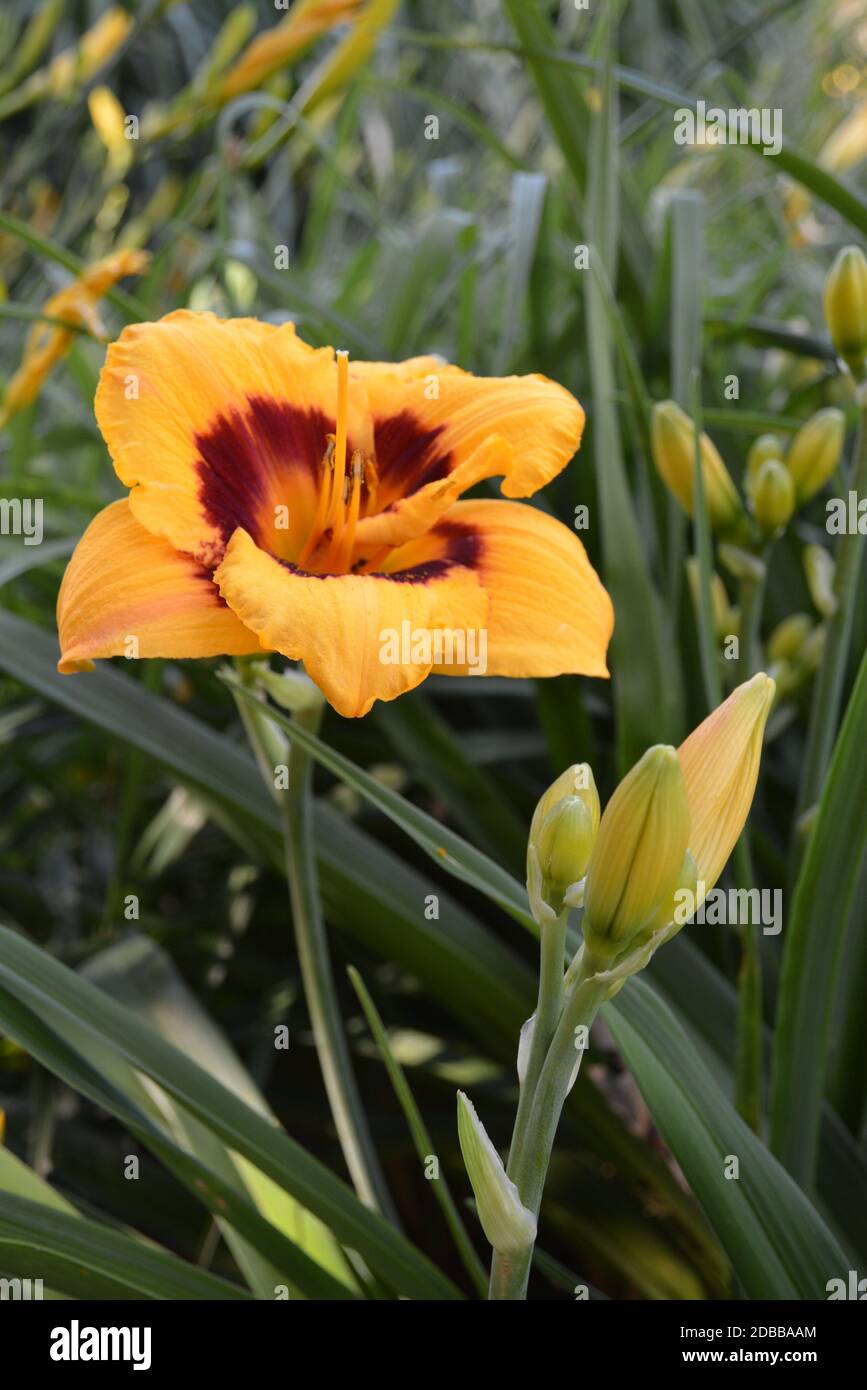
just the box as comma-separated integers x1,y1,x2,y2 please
0,0,865,1299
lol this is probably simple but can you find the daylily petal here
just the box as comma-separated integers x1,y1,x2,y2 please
351,434,514,554
383,499,612,679
57,499,260,673
94,310,372,567
677,673,776,896
213,526,489,718
350,356,584,547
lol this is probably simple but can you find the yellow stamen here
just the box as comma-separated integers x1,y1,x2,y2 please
329,450,364,573
325,350,349,534
297,349,349,570
297,436,334,569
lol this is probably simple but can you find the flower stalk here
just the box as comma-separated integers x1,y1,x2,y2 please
489,952,608,1300
233,660,397,1222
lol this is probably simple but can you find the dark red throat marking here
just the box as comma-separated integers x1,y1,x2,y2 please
373,411,451,498
195,397,333,551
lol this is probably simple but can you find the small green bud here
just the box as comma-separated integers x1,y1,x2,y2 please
583,746,691,962
685,559,730,641
745,434,785,500
528,765,599,915
824,244,867,373
803,543,838,617
785,408,845,504
718,542,767,583
457,1092,536,1257
751,458,795,534
536,796,595,904
798,624,826,675
767,613,812,664
529,764,598,841
650,400,742,534
747,433,785,475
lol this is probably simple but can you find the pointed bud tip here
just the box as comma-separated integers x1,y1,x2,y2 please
744,670,776,705
457,1091,537,1257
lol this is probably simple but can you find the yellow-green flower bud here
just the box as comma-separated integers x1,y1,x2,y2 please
651,400,742,534
799,624,826,675
527,761,594,889
529,763,599,844
633,849,699,949
745,435,785,504
803,543,838,617
746,433,785,483
535,796,595,904
528,765,600,921
752,458,795,533
685,559,730,641
767,613,812,664
583,746,690,962
718,542,766,583
785,408,845,504
824,244,867,372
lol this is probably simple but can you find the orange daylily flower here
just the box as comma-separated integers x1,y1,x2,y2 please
0,249,149,428
57,311,613,717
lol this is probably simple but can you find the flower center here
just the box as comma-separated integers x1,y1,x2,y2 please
297,350,379,575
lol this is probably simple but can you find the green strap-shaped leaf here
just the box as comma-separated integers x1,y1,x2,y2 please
770,649,867,1189
227,672,534,928
2,610,861,1295
80,935,358,1298
0,925,461,1301
584,10,684,768
372,688,526,870
607,977,850,1300
0,1191,251,1301
0,981,359,1300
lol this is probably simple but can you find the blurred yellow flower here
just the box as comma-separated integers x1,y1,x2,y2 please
88,86,132,179
819,99,867,173
824,245,867,371
0,249,148,428
47,7,132,98
217,0,363,102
